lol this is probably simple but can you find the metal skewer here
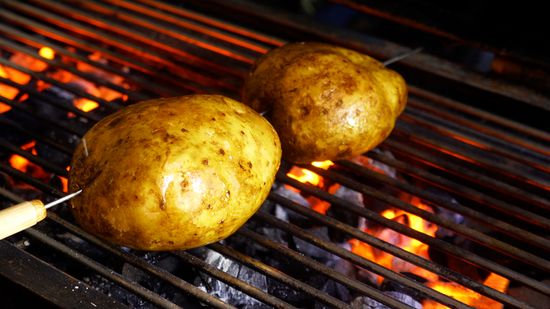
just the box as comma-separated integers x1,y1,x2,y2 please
45,189,83,209
0,190,83,239
383,47,424,66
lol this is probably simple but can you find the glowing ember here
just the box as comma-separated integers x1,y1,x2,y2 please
424,273,509,309
0,103,11,114
3,48,129,194
73,98,100,112
59,167,70,193
8,141,49,180
1,65,21,105
1,48,53,106
38,47,55,60
11,52,48,73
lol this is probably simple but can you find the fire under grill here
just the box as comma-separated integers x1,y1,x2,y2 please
0,0,549,308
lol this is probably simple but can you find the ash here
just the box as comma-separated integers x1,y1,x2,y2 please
195,248,270,309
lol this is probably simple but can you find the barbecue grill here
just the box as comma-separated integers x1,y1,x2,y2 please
1,1,549,308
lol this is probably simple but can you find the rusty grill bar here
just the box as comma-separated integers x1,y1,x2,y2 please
0,0,548,308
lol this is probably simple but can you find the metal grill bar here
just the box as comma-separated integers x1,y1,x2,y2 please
335,159,550,247
0,21,187,97
407,86,550,151
0,191,231,309
267,192,524,307
382,139,550,210
0,240,128,309
68,0,261,63
0,94,88,136
0,37,135,99
103,0,272,54
1,0,548,308
26,0,249,78
173,251,297,309
1,1,238,93
24,228,185,309
238,227,424,309
400,108,550,172
366,151,550,229
0,140,67,176
393,121,549,190
132,0,285,47
249,212,475,309
46,210,238,308
208,243,351,308
307,165,550,272
0,57,118,111
280,175,550,296
185,0,550,110
0,118,73,155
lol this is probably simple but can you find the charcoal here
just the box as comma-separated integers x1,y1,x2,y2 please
351,291,422,309
0,109,40,146
421,188,465,239
55,232,110,263
320,255,356,302
353,151,404,219
380,272,427,303
84,274,153,309
272,182,311,225
35,132,77,167
507,279,550,309
353,149,398,179
328,185,364,242
122,262,149,285
25,91,71,121
195,248,270,309
293,226,333,262
117,252,197,308
267,280,305,305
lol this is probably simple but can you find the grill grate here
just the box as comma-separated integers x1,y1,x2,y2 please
1,0,549,308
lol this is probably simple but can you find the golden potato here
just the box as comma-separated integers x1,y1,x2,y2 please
69,95,281,251
242,42,407,163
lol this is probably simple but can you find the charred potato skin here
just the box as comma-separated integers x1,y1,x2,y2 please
69,95,281,251
243,42,407,163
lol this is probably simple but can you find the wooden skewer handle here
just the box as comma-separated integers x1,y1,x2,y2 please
0,200,46,240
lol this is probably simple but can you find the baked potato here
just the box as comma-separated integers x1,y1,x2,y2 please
69,95,281,251
242,42,407,163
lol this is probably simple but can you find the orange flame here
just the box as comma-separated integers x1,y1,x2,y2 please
58,166,70,193
350,195,510,307
286,161,336,214
1,48,52,107
424,273,509,309
1,65,18,112
349,197,439,284
2,49,128,114
287,160,334,186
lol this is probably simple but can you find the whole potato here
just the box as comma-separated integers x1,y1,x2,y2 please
243,42,407,163
69,95,281,251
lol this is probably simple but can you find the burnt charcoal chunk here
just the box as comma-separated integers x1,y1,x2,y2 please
380,272,428,303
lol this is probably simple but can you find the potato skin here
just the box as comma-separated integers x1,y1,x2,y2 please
243,42,407,163
69,95,281,251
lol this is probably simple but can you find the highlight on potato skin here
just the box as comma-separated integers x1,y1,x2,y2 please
243,42,407,164
69,95,282,251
